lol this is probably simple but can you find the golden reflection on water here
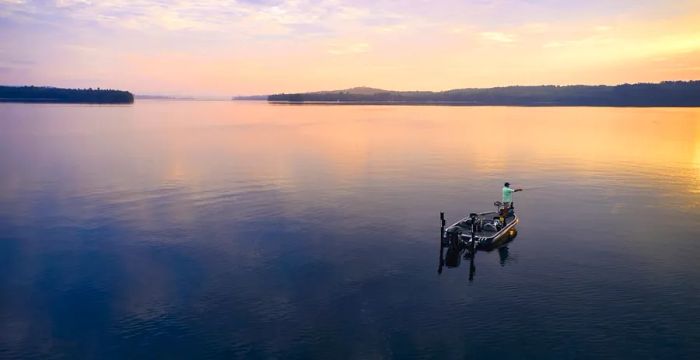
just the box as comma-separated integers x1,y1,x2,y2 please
127,102,700,185
1,101,699,203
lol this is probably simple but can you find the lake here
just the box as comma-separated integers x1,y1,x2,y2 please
0,101,699,359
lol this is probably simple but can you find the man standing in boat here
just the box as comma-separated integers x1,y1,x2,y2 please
502,182,522,215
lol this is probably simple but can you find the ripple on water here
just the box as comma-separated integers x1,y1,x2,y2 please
1,103,699,358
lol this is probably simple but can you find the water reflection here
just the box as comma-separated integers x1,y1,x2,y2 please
438,224,519,281
498,246,511,266
1,102,699,358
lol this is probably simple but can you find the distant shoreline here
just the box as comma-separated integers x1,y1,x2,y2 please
0,86,134,104
267,100,700,108
265,80,700,107
0,98,134,105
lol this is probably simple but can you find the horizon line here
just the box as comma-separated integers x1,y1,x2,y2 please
4,78,699,98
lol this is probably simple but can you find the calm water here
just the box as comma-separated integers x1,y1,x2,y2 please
1,101,699,359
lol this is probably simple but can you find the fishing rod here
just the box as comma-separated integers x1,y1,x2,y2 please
511,185,548,191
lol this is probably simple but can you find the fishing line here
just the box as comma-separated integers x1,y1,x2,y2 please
520,186,548,191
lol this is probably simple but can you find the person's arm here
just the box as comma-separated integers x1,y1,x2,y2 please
515,188,523,192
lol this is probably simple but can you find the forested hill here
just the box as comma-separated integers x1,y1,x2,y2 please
0,86,134,104
267,81,700,106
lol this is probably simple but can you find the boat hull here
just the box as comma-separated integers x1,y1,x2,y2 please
443,211,519,249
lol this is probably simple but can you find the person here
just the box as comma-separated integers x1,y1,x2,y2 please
502,182,522,214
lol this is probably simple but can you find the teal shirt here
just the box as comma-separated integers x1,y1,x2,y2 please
502,187,515,202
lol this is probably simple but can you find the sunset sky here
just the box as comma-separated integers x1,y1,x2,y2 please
1,0,700,96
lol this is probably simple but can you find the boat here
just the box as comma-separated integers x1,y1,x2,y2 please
437,201,520,281
441,201,519,251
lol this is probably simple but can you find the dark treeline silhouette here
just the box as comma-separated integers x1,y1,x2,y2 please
0,86,134,104
268,81,700,106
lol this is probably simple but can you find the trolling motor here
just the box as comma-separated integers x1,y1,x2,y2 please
494,201,511,216
493,200,514,224
493,201,503,211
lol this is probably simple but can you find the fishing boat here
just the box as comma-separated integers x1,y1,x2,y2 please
441,201,519,251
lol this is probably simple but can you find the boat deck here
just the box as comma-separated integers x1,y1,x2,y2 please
447,211,517,239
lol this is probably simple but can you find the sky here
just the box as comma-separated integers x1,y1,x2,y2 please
1,0,700,96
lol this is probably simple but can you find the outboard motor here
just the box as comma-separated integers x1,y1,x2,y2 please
445,226,462,250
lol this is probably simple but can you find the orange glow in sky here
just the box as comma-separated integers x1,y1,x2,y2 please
1,0,700,95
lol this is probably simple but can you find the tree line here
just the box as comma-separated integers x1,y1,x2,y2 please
268,81,700,106
0,86,134,104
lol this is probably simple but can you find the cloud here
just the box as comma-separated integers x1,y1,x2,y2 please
480,31,515,43
328,42,370,55
2,0,700,94
0,0,421,39
0,1,349,34
521,22,549,33
54,0,91,7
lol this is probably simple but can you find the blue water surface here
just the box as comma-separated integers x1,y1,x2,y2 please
1,102,699,359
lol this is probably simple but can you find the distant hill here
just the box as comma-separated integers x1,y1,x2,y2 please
314,86,389,95
267,81,700,107
232,87,388,101
0,86,133,104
